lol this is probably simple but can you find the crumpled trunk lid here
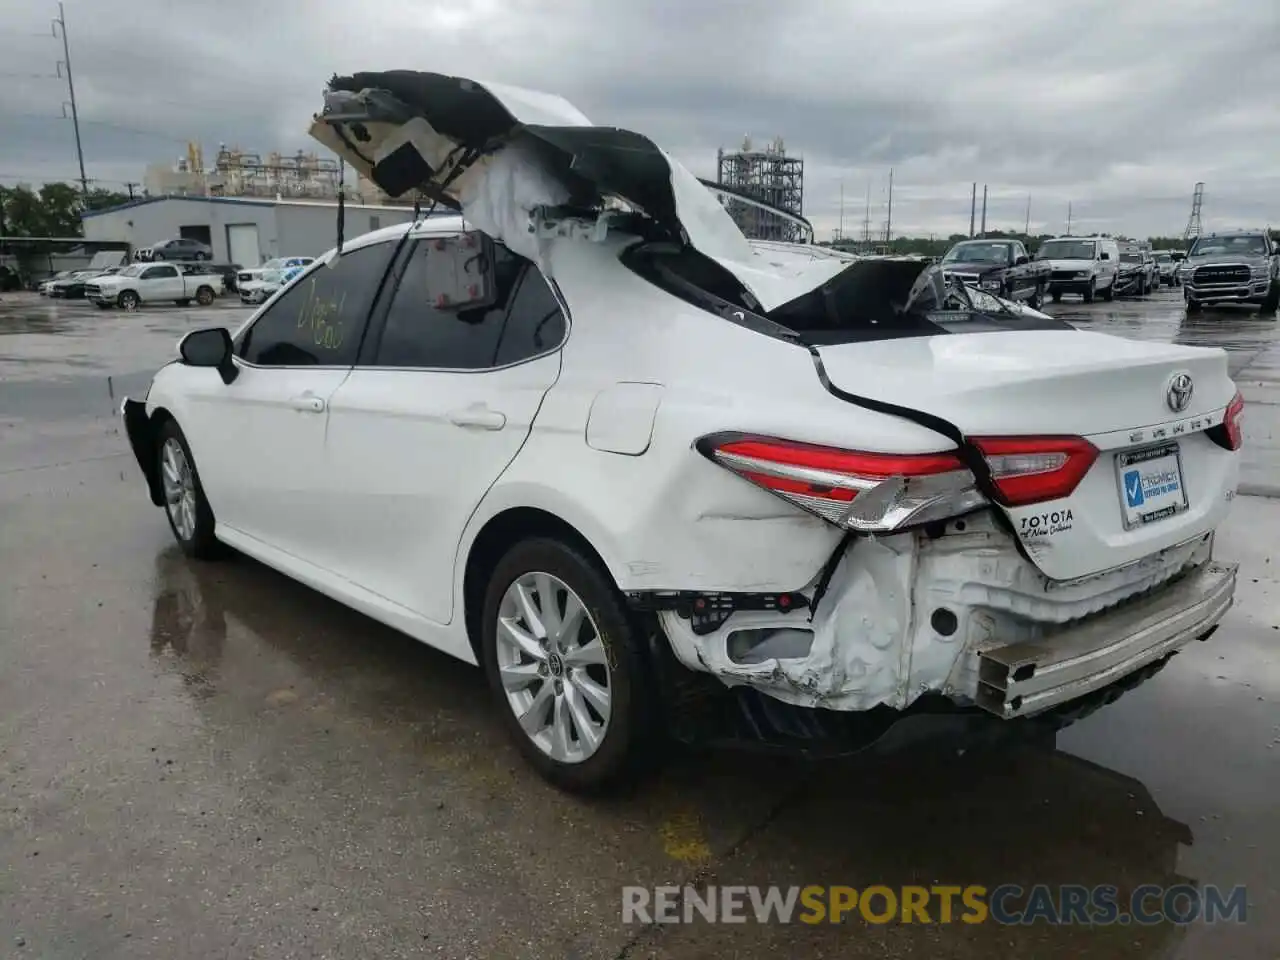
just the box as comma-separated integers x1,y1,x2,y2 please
308,71,843,310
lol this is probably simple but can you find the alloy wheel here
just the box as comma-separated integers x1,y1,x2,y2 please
160,436,197,541
494,571,612,764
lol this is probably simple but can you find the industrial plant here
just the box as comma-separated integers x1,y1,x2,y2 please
715,136,806,242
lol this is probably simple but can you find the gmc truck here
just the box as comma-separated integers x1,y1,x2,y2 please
1182,230,1280,315
939,238,1051,309
87,263,223,310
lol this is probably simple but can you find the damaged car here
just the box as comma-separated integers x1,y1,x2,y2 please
120,71,1242,792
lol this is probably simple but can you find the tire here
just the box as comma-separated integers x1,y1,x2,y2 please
481,537,658,794
1083,280,1096,304
195,251,209,261
1051,291,1062,303
1027,283,1045,310
153,252,167,261
1186,296,1202,314
1260,284,1279,316
155,418,221,560
195,286,216,306
117,290,140,311
1101,278,1115,302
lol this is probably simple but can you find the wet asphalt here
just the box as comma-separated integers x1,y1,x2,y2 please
1,288,1277,959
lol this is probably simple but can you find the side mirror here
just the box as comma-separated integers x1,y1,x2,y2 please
1014,255,1029,266
179,327,238,384
1100,252,1111,261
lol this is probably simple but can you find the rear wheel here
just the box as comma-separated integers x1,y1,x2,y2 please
156,419,220,559
481,538,657,793
195,251,209,261
195,286,216,306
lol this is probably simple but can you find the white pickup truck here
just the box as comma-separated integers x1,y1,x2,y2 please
86,263,223,310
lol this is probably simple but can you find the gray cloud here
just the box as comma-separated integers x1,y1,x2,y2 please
2,0,1278,238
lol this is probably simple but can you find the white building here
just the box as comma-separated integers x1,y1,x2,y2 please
80,195,420,266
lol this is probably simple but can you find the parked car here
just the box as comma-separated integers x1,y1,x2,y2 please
87,262,223,310
1153,250,1179,286
136,238,213,262
1037,236,1120,303
46,269,98,298
53,267,122,299
1116,247,1158,296
939,238,1050,308
121,71,1243,793
1181,231,1280,315
237,257,315,289
37,270,72,295
238,265,304,305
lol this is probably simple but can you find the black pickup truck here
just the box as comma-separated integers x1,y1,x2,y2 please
940,238,1052,309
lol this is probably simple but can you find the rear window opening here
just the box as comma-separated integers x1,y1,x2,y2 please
622,242,1072,346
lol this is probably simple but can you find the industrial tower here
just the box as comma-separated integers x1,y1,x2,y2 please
715,137,805,241
1183,182,1204,241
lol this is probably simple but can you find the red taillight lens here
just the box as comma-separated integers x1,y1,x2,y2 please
1224,391,1245,451
699,435,980,532
971,435,1099,507
700,432,1098,531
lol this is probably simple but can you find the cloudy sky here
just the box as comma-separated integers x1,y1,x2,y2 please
2,0,1277,240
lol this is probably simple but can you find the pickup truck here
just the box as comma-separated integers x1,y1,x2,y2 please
1182,230,1280,315
86,263,223,310
939,238,1050,309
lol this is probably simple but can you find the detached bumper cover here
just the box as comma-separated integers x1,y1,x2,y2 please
122,398,164,506
975,560,1236,718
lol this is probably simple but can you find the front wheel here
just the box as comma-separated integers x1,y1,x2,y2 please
117,290,140,311
481,538,657,793
1260,283,1279,316
1186,295,1202,314
1101,278,1115,302
155,418,220,559
195,251,209,261
1083,280,1096,304
1051,291,1062,303
1027,283,1045,310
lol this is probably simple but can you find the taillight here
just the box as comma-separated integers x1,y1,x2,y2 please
698,432,1098,532
1213,391,1245,451
971,436,1099,507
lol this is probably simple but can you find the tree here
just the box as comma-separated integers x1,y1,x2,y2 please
0,181,129,239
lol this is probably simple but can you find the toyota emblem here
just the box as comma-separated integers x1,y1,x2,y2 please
1166,372,1194,413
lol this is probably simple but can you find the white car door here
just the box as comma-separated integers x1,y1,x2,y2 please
322,235,566,625
176,240,401,566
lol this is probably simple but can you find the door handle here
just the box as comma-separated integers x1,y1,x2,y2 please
447,406,507,431
288,394,326,414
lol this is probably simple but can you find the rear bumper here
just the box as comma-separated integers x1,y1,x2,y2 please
975,560,1236,718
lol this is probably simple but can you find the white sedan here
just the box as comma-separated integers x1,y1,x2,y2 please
121,71,1242,793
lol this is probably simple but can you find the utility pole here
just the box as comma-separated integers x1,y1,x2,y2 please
125,182,139,200
861,181,871,248
1024,195,1031,237
884,167,894,246
52,2,88,202
969,182,976,238
1066,202,1073,235
980,184,988,237
838,181,844,242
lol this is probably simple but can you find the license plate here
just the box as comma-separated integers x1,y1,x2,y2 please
1116,442,1188,529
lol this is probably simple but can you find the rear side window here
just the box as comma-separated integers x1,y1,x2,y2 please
371,240,566,369
238,243,394,367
